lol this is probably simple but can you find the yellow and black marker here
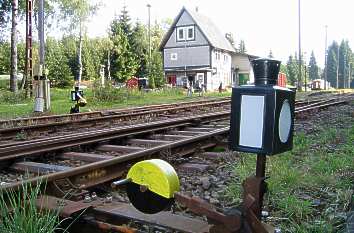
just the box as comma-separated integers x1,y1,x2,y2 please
112,159,180,214
70,86,87,113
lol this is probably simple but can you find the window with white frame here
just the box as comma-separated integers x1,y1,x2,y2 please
177,28,185,41
215,51,220,60
176,26,195,41
170,53,178,61
186,26,194,40
224,54,228,63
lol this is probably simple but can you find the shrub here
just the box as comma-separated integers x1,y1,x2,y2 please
0,181,64,233
0,90,28,104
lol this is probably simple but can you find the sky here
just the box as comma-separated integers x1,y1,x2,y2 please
87,0,354,68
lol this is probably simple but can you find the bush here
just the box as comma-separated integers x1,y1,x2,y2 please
0,79,8,89
0,90,28,104
91,82,128,102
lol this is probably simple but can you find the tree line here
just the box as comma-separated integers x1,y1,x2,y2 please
0,1,165,92
284,40,354,89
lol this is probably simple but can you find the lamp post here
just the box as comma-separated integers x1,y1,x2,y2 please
304,52,307,92
324,25,328,90
147,4,153,88
298,0,302,91
336,45,339,89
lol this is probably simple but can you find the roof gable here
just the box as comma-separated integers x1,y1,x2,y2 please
159,7,236,53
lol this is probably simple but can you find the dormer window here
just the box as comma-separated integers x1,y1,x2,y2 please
186,26,194,40
177,28,185,41
176,26,195,41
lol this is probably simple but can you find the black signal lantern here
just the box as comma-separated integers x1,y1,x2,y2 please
70,86,87,114
229,58,296,155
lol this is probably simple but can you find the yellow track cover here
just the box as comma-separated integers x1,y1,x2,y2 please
127,159,180,199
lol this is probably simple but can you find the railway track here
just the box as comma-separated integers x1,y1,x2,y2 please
1,94,352,142
0,111,230,190
0,98,231,141
0,94,353,233
0,95,353,190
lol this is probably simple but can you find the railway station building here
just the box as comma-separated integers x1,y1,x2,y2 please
159,7,257,91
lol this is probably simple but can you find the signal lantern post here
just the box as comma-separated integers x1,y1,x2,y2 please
229,58,296,230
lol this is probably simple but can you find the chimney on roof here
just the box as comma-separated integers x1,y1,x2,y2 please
195,6,199,12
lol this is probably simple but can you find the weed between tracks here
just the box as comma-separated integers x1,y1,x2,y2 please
0,181,70,233
227,108,354,232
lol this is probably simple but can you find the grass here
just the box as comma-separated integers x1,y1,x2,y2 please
0,87,231,119
226,107,354,232
0,181,65,233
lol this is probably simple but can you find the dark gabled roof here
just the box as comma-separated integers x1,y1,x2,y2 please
233,52,259,60
159,7,236,53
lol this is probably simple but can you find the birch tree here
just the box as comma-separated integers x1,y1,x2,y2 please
58,0,99,85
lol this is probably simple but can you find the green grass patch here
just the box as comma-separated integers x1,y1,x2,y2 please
227,110,354,232
0,181,63,233
0,87,231,119
277,194,313,220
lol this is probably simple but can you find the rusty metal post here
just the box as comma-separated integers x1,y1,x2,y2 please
25,0,33,97
255,153,267,218
256,154,266,178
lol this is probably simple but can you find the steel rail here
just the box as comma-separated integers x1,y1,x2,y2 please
0,111,230,161
0,126,229,191
0,98,231,128
295,99,351,114
0,100,230,137
1,96,352,159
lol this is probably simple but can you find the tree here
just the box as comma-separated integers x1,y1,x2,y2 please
286,54,298,85
45,37,73,87
150,21,165,87
0,0,11,41
238,40,246,53
117,5,132,37
58,0,99,84
131,21,148,79
225,33,235,49
9,0,18,92
338,40,352,88
0,41,11,74
326,41,339,88
110,24,137,82
268,50,274,59
109,7,138,82
1,0,58,92
308,51,320,80
98,38,113,80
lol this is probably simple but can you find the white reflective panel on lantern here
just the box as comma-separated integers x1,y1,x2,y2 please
239,95,265,148
278,99,292,143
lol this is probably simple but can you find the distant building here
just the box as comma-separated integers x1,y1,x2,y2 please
159,7,257,90
311,79,331,90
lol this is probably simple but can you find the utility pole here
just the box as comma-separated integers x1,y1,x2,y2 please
304,52,307,92
34,0,50,112
298,0,302,91
349,63,351,89
324,25,328,90
336,45,339,89
24,0,33,97
10,0,18,93
147,3,153,88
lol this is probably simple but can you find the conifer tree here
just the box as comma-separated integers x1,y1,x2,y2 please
308,51,320,81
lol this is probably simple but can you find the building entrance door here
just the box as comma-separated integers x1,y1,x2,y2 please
167,75,177,86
